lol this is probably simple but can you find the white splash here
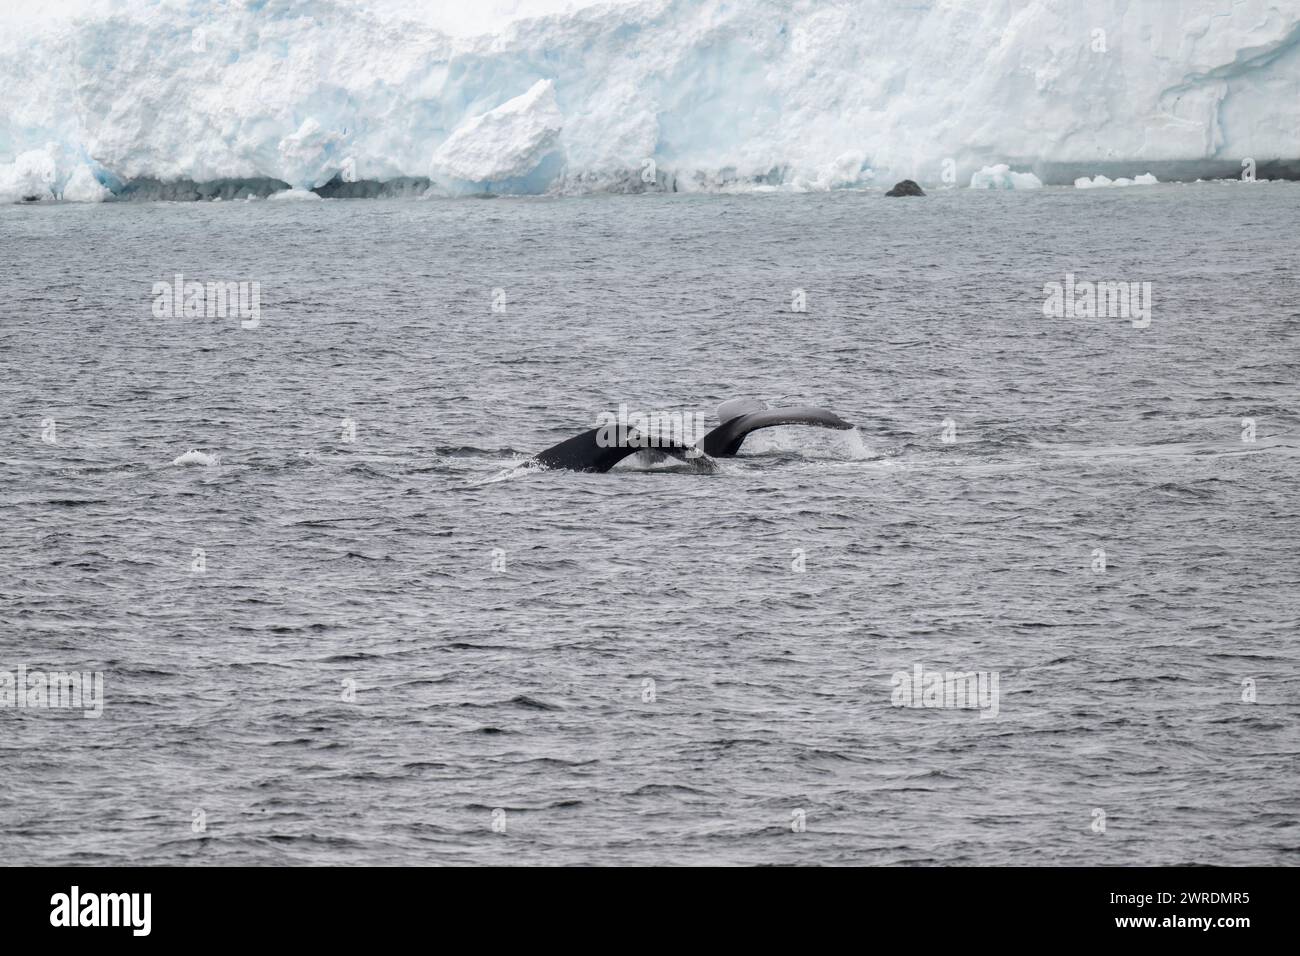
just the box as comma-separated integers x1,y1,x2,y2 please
268,188,323,201
480,458,546,483
833,427,873,460
171,450,219,466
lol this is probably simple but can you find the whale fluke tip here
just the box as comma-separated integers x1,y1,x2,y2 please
716,398,768,423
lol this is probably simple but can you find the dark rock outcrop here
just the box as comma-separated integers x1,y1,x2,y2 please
885,179,925,197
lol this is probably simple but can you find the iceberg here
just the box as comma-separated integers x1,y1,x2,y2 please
0,0,1297,200
969,164,1044,190
1074,173,1160,188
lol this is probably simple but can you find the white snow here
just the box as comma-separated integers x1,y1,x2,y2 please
969,164,1044,190
0,0,1297,199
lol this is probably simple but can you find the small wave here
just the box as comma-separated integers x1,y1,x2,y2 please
508,694,563,711
435,445,525,458
171,449,218,466
631,783,712,796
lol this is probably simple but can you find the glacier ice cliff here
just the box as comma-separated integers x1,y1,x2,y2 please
430,79,564,191
1,0,1298,201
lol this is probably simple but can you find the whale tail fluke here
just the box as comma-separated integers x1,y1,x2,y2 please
716,397,769,423
528,400,854,472
700,405,853,457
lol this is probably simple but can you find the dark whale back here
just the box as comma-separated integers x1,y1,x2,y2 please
530,427,644,473
700,406,853,457
530,427,702,473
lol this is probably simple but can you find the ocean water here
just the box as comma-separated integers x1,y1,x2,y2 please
1,183,1297,865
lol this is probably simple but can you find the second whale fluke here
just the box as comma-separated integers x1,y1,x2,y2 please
699,403,853,456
